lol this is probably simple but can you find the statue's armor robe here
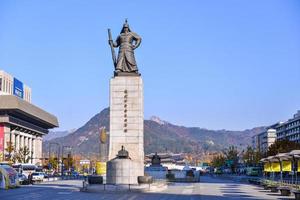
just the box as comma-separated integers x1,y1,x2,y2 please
114,32,141,72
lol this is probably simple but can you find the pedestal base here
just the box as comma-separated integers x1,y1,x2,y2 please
106,158,143,184
109,76,144,184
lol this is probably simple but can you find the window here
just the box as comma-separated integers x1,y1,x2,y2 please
6,79,8,93
0,77,2,91
2,78,5,92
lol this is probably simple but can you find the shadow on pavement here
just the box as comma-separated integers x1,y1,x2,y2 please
33,183,81,188
1,185,295,200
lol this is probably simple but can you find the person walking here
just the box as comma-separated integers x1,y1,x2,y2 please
28,172,33,185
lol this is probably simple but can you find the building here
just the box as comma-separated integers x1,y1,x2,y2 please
0,70,58,164
145,152,185,168
0,70,31,103
276,111,300,143
252,111,300,154
252,123,281,154
252,129,277,154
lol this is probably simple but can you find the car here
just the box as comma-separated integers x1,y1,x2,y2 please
17,173,28,185
31,172,45,182
246,167,260,176
71,171,79,177
214,168,223,174
43,172,49,178
52,171,60,177
63,170,71,176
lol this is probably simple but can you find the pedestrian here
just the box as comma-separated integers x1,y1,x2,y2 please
28,172,33,185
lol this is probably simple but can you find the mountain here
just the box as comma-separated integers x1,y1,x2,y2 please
43,108,265,157
44,129,76,141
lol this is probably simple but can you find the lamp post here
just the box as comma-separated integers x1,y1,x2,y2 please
48,142,60,172
61,146,71,176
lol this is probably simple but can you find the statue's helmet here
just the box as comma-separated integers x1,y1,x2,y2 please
120,19,131,33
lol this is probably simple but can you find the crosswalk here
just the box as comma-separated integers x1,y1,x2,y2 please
181,185,194,194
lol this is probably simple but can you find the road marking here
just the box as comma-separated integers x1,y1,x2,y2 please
57,192,71,194
117,194,131,200
182,188,193,194
128,195,137,200
185,185,194,188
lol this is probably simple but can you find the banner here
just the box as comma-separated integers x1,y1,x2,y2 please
13,78,24,99
0,124,4,162
282,161,292,172
96,162,106,175
298,160,300,172
264,163,271,172
271,162,281,172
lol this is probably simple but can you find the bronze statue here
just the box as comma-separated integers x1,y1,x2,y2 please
108,20,141,76
151,152,161,166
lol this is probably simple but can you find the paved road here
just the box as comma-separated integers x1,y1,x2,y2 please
199,175,294,200
0,176,295,200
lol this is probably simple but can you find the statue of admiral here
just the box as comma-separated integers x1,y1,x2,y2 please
108,20,142,76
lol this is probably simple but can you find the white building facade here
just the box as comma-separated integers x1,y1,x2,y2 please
0,70,58,165
252,126,278,154
277,111,300,143
0,70,31,103
252,111,300,156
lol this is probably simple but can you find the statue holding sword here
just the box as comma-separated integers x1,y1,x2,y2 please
108,20,142,76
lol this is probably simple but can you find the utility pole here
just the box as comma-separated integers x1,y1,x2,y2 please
61,146,71,176
49,142,60,172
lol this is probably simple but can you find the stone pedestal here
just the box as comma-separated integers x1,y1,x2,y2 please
108,76,144,184
106,158,142,184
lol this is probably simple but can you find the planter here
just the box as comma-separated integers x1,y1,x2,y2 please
269,186,279,193
166,173,175,180
294,191,300,200
87,175,103,184
138,176,153,184
279,188,291,196
263,185,270,190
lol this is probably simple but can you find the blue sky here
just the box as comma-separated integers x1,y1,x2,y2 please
0,0,299,131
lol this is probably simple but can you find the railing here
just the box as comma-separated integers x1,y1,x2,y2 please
41,175,85,183
60,175,85,180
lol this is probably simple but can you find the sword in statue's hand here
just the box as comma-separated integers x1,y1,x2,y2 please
108,29,117,68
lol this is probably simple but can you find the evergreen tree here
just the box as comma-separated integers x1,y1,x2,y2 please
267,139,300,156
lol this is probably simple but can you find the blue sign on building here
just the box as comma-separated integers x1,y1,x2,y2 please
13,78,24,99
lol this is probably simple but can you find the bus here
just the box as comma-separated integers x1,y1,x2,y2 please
0,164,19,189
12,163,37,178
246,167,260,176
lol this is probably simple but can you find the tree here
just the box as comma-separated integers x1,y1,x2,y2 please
243,146,262,166
4,141,14,162
267,139,300,156
223,146,239,172
63,153,74,171
48,156,59,170
14,146,31,163
211,154,225,168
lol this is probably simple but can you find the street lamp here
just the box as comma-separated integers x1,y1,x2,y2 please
48,142,60,172
61,146,71,176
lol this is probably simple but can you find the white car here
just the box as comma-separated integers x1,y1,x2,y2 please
31,172,45,182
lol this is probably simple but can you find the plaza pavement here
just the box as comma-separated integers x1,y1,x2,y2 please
0,175,295,200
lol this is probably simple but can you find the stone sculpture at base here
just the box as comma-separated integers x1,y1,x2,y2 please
106,146,142,184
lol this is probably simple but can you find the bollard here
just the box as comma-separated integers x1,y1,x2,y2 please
82,181,86,191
